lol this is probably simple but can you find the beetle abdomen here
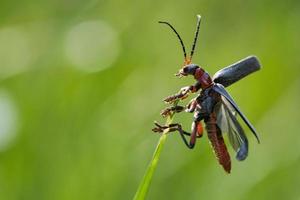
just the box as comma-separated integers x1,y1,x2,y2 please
205,113,231,173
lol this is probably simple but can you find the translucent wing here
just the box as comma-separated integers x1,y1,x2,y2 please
215,99,249,161
213,83,260,143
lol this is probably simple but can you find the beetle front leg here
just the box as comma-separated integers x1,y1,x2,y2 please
160,105,185,117
163,86,193,104
161,98,199,117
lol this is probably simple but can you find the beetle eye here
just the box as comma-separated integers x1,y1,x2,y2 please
183,67,188,73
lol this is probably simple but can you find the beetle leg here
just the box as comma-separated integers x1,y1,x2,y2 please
167,123,196,149
196,121,204,137
160,105,185,117
163,86,191,104
152,122,202,149
152,121,168,133
185,97,198,113
152,122,195,136
177,121,203,149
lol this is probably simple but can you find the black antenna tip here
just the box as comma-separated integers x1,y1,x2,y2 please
189,14,202,59
158,21,168,24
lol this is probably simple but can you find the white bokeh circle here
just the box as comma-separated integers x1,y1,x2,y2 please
0,90,19,151
65,20,120,73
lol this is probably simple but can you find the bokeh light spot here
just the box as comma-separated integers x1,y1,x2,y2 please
65,20,120,73
0,90,19,152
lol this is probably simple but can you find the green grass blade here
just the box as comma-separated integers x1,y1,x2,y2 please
133,114,175,200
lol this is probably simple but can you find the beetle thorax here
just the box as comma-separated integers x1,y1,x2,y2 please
194,68,213,89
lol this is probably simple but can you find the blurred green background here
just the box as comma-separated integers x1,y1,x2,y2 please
0,0,300,199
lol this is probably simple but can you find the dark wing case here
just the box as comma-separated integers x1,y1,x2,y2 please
212,56,261,87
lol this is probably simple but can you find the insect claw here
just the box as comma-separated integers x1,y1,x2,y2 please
152,121,169,133
163,96,176,104
152,128,162,133
152,127,159,132
154,121,168,129
160,108,171,117
154,121,161,127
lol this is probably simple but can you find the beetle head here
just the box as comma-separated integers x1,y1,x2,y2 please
176,64,199,77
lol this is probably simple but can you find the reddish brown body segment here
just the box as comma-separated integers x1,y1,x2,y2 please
194,68,213,89
205,113,231,173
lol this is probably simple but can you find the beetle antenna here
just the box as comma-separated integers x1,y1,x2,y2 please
158,21,187,61
190,15,201,60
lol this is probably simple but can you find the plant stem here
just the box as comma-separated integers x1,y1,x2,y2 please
133,102,178,200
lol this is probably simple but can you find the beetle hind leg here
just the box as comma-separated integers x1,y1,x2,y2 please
152,121,203,149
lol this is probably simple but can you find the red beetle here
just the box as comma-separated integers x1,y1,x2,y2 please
153,15,261,173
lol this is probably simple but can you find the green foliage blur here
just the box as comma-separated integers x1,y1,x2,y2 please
0,0,300,199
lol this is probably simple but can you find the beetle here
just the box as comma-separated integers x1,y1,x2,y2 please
152,15,261,173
